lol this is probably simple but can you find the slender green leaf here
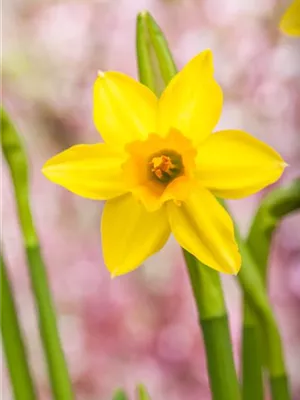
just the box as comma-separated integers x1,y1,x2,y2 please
112,389,129,400
1,108,73,399
136,383,151,400
144,12,177,84
136,12,156,93
1,253,37,400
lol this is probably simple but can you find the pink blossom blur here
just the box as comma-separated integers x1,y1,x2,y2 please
2,0,300,399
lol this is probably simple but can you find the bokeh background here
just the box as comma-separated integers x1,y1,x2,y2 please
2,0,300,399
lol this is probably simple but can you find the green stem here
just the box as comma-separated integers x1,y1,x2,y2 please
183,251,240,400
236,234,290,399
241,301,264,400
241,260,264,400
237,237,284,375
270,376,290,400
183,251,226,320
247,179,300,284
241,181,300,399
1,254,37,400
1,108,73,399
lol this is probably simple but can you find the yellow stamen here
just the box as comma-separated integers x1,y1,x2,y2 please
150,155,176,180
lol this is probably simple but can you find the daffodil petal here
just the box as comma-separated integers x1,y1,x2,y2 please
280,0,300,37
42,144,127,199
196,130,287,199
93,72,158,145
167,186,241,274
101,194,170,276
158,50,223,144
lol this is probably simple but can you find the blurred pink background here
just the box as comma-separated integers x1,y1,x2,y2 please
2,0,300,399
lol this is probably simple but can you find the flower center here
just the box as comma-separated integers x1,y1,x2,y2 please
148,150,183,184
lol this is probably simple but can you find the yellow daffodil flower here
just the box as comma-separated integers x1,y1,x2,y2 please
42,50,286,277
280,0,300,36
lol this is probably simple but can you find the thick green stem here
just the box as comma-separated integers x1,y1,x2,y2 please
1,108,73,399
241,276,264,400
270,376,290,400
1,254,37,400
202,317,239,393
183,251,240,400
241,301,264,400
183,251,226,320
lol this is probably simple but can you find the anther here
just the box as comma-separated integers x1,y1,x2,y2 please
148,151,183,184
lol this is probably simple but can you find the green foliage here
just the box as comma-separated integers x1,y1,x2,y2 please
1,254,37,400
136,384,151,399
1,108,73,399
112,389,129,400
